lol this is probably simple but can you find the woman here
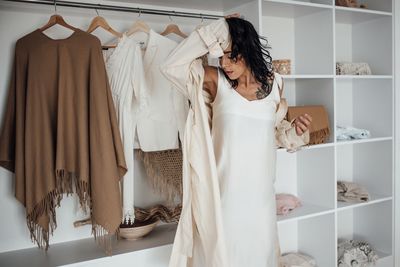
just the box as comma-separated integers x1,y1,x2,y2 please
162,16,311,267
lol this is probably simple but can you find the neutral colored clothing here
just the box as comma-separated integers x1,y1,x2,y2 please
337,181,370,203
161,19,309,267
276,193,302,215
210,68,281,266
336,125,371,141
338,239,379,267
0,29,127,249
103,34,147,224
129,29,188,151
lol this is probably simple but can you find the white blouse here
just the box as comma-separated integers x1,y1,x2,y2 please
104,34,147,224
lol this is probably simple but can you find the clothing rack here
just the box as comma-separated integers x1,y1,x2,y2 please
1,0,223,20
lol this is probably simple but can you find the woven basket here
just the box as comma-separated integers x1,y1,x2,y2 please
119,219,159,240
272,59,291,75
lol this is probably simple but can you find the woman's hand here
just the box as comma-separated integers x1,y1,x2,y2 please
293,114,312,136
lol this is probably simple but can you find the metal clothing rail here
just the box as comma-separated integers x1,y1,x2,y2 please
1,0,223,20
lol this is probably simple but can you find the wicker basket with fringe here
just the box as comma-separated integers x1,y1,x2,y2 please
272,59,291,75
135,149,183,203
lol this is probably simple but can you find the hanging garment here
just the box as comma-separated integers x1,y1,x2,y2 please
337,181,370,203
103,34,147,225
161,18,309,267
276,193,302,215
338,239,379,267
130,29,188,151
0,29,127,250
208,68,282,266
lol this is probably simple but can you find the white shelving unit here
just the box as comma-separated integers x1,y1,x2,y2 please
0,0,396,266
265,0,395,266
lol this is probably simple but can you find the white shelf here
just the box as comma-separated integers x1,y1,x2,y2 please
337,200,393,266
266,0,332,9
337,194,392,211
282,74,334,79
335,6,392,25
336,137,393,146
277,202,334,223
277,142,335,152
263,0,332,18
0,224,177,267
101,0,245,13
335,75,393,79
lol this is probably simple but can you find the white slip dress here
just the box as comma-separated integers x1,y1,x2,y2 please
210,68,281,267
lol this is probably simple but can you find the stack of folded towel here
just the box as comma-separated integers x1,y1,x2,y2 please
280,252,317,267
336,126,371,141
337,181,370,203
276,193,302,215
338,239,379,267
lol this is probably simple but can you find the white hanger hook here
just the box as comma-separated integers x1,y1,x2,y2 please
95,7,99,16
138,8,141,17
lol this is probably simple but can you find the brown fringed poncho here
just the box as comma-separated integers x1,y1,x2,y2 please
0,29,127,250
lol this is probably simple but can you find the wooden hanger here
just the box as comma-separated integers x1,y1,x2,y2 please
40,14,77,32
40,0,76,32
160,23,187,38
126,20,150,36
87,16,123,38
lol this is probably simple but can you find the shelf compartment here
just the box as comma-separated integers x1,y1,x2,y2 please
278,213,335,267
335,79,393,139
282,78,335,143
262,3,333,75
335,0,392,14
335,6,392,24
335,16,392,75
275,147,335,215
337,201,393,266
336,141,393,203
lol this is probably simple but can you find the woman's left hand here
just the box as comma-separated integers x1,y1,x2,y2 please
293,114,312,136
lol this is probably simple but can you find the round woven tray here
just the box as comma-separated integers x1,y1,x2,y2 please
119,219,159,240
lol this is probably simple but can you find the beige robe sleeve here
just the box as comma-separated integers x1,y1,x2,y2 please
161,18,231,267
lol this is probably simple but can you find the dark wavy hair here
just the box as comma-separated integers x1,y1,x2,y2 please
224,17,274,95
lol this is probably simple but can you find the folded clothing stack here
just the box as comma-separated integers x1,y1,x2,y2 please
336,126,371,141
281,252,317,267
276,193,302,215
336,62,372,75
338,239,379,267
337,181,370,203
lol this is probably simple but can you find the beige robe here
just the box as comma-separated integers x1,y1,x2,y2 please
161,19,309,267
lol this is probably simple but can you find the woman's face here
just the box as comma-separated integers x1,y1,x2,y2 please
219,44,247,80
